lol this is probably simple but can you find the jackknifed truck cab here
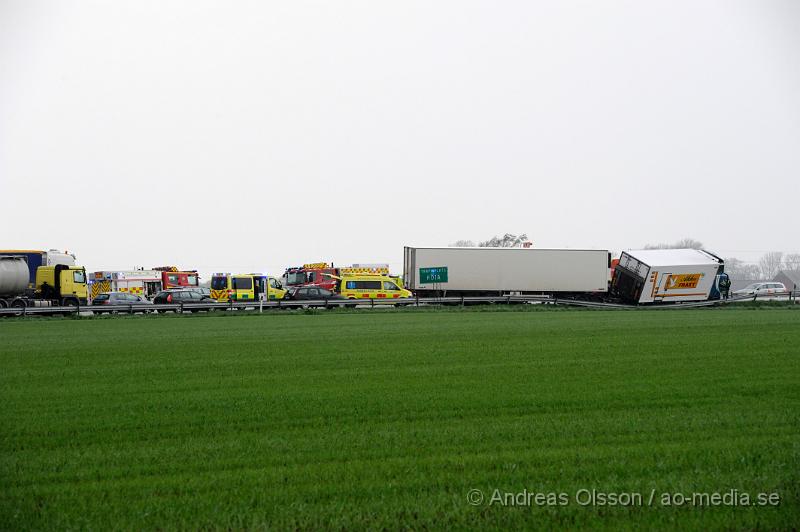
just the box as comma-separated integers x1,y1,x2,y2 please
610,249,725,304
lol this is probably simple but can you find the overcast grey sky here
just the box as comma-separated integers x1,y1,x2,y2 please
2,0,798,277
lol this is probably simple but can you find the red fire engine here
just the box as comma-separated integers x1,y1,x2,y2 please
283,263,390,292
152,266,200,289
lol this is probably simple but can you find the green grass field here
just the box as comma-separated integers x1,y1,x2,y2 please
1,307,799,530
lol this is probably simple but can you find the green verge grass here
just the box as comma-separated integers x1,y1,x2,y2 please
1,307,799,530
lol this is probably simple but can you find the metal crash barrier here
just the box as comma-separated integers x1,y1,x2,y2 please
1,290,796,317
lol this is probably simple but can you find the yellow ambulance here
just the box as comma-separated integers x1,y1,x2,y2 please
335,273,412,300
228,274,287,301
210,273,232,302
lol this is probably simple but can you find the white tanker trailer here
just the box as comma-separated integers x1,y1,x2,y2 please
0,257,29,296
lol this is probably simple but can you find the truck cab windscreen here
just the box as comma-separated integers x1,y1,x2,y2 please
286,273,305,285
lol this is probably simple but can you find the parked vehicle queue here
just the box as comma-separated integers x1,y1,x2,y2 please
209,272,411,303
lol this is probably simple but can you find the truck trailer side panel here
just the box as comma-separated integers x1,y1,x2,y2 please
612,249,724,304
404,247,609,294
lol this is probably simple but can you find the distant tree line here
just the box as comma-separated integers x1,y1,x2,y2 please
644,238,704,250
643,238,800,281
450,233,530,248
450,235,798,280
725,252,800,280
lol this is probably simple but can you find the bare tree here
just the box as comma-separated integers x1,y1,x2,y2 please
759,251,784,280
782,253,800,271
645,238,704,250
479,233,530,248
741,264,762,280
724,257,743,277
674,238,704,249
724,257,762,280
449,240,475,247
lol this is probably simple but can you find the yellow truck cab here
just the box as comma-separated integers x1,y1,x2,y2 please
336,274,412,300
229,274,287,302
35,265,88,305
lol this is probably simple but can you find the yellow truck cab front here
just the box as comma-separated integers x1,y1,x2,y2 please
35,265,88,305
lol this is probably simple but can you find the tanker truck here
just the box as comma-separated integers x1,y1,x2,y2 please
0,256,88,308
0,249,77,287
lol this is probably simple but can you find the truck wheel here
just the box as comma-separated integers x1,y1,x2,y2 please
8,298,26,316
0,299,7,308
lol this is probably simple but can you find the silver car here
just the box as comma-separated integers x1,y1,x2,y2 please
91,291,154,313
734,282,787,297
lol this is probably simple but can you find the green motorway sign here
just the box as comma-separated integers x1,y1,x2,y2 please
419,266,448,284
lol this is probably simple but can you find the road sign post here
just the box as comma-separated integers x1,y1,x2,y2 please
419,267,448,284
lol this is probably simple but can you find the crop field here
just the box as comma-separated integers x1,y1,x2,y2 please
1,307,799,529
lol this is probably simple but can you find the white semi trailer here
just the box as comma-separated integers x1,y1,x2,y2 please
403,246,610,296
610,249,725,304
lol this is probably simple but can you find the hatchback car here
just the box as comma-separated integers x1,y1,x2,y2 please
92,292,153,313
152,289,214,313
185,287,211,298
153,289,213,304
